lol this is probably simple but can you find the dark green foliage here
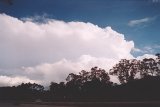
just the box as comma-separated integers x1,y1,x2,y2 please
110,54,160,83
0,53,160,102
110,59,141,83
0,83,45,102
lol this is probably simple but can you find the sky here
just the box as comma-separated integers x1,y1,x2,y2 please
0,0,160,86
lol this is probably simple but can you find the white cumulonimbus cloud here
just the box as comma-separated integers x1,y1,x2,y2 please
0,13,135,86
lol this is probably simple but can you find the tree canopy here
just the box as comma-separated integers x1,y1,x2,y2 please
0,54,160,102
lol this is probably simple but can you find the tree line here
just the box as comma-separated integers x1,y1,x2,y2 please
0,54,160,102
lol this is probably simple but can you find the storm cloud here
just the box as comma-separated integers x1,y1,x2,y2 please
0,14,135,86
